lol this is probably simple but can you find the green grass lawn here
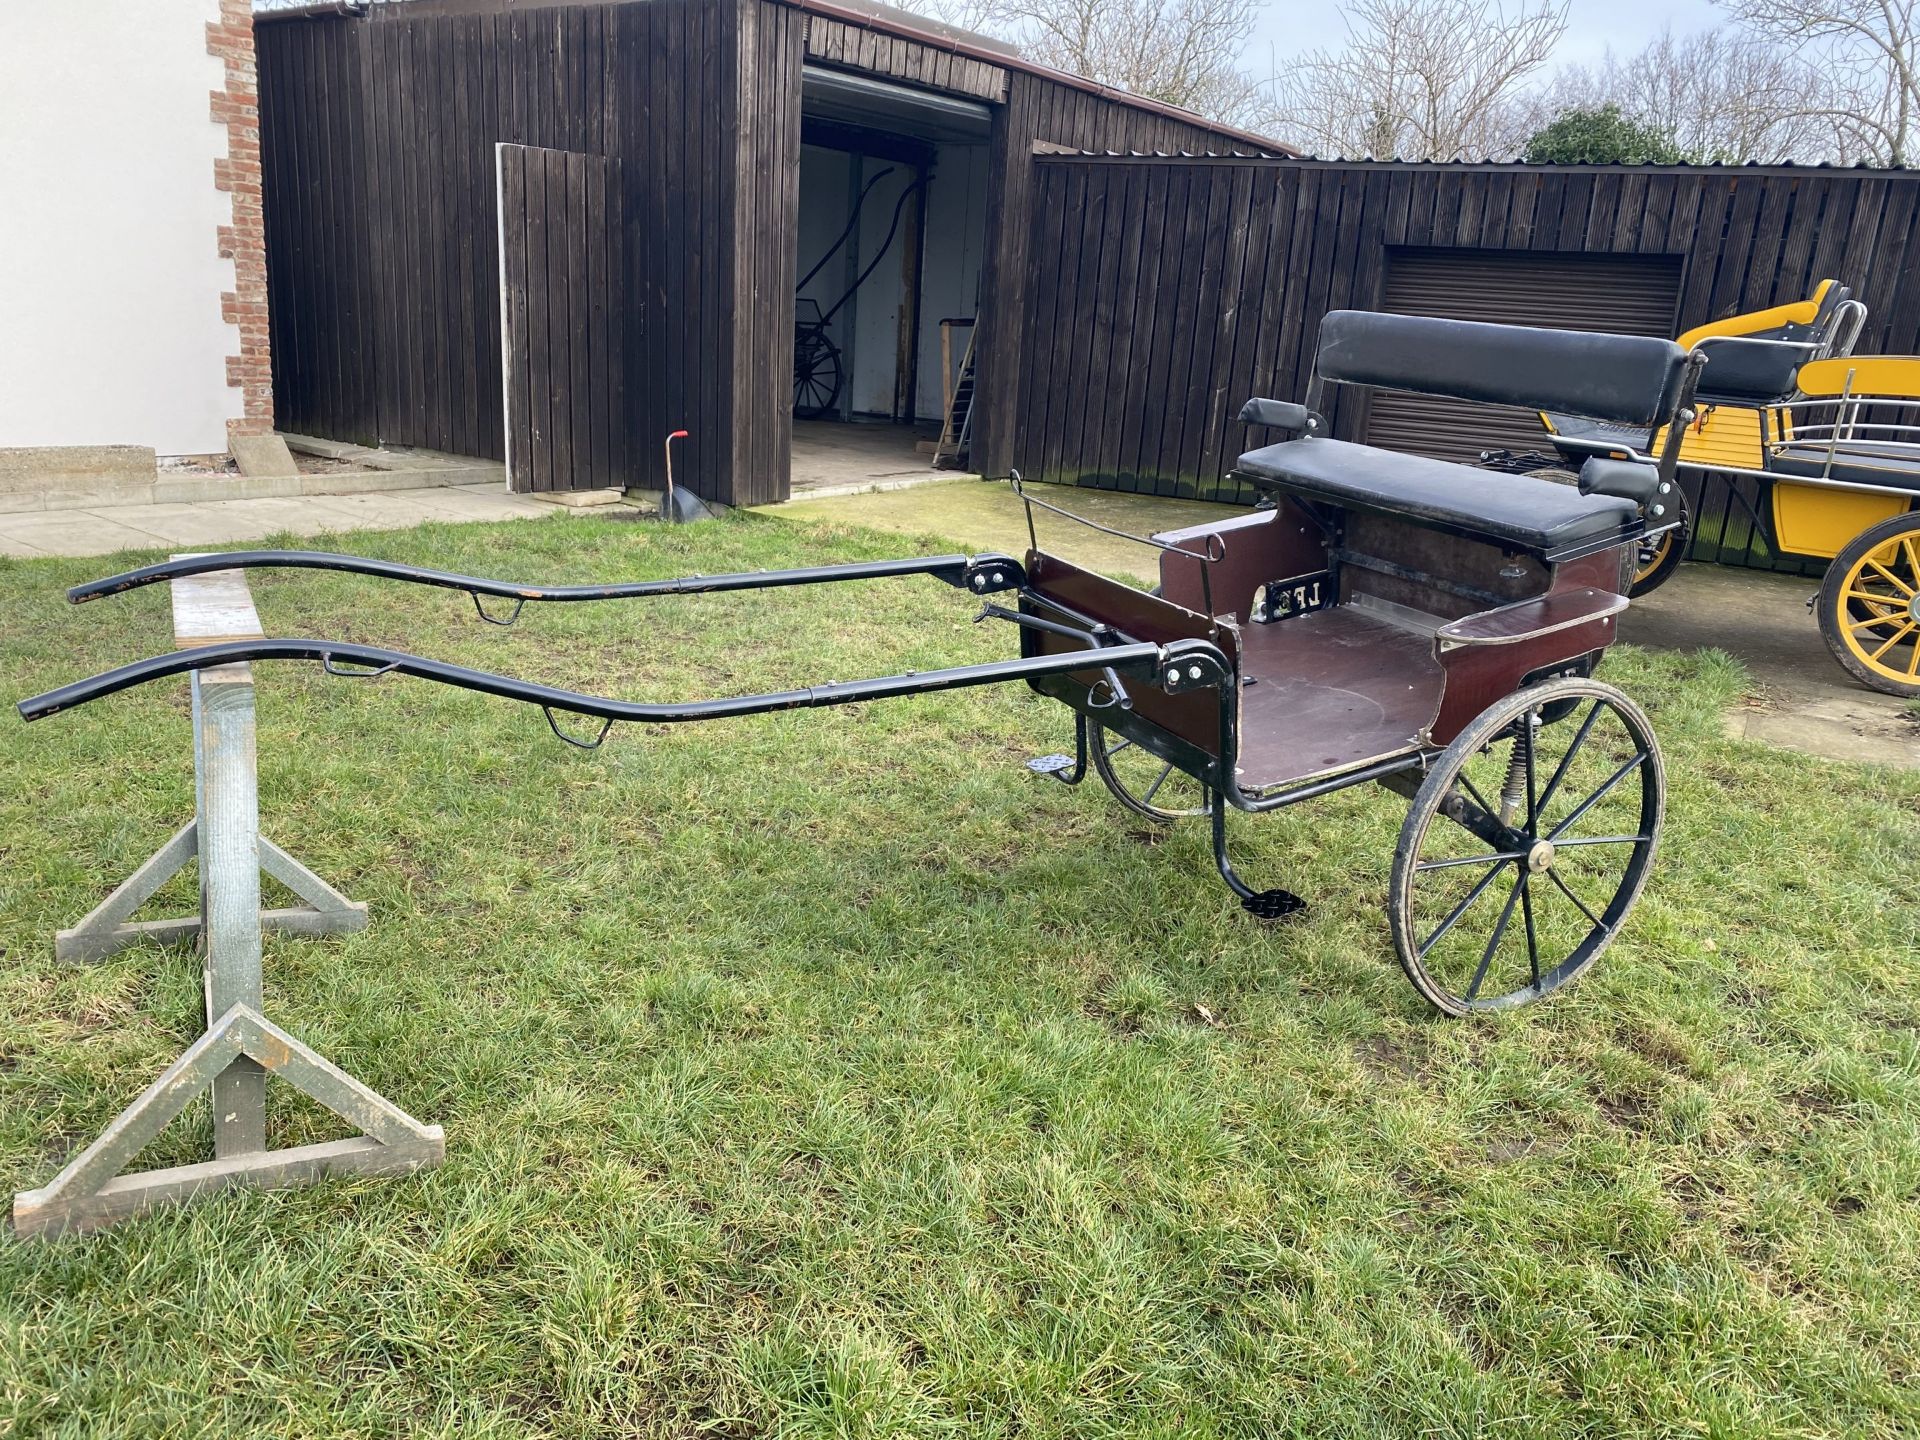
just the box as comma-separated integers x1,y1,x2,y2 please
1,513,1917,1438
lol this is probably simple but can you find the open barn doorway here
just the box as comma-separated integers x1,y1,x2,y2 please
790,67,990,496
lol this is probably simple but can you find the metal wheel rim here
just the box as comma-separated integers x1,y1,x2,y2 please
1090,725,1212,822
1390,679,1663,1016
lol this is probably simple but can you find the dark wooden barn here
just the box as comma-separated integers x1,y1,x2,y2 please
255,0,1276,506
1009,154,1920,570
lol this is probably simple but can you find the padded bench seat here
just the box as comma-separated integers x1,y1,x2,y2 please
1770,439,1920,489
1236,436,1642,555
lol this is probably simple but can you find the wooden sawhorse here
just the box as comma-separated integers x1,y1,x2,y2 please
12,563,444,1238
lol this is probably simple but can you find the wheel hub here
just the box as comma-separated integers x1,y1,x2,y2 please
1908,593,1920,622
1526,838,1556,873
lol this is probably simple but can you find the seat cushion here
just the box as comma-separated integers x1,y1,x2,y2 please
1235,437,1641,555
1771,440,1920,489
1543,412,1653,456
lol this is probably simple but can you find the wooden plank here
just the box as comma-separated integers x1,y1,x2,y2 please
1195,164,1257,491
1109,159,1172,490
1083,163,1142,488
586,156,611,489
500,145,530,490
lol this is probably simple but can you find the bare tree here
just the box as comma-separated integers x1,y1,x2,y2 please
1520,28,1829,163
1259,0,1568,160
898,0,1265,125
1716,0,1920,165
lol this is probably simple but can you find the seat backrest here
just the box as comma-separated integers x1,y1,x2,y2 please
1315,310,1690,428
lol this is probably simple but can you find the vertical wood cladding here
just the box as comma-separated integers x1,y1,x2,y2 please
260,0,748,499
1012,157,1920,503
257,2,1265,502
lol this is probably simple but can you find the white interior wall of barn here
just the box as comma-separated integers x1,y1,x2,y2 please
848,158,918,417
915,142,986,421
795,144,855,418
793,137,986,426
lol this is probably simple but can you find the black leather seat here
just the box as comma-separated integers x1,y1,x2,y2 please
1541,413,1652,456
1236,437,1641,554
1770,439,1920,489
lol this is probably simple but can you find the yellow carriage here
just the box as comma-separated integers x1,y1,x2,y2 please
1528,282,1920,696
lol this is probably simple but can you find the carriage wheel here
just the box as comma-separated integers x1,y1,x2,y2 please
1630,493,1689,597
1389,677,1664,1016
1816,511,1920,697
1091,726,1212,822
792,327,843,420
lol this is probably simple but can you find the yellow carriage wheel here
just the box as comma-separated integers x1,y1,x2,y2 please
1629,492,1689,598
1817,511,1920,697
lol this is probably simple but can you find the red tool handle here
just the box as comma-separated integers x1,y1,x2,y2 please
664,430,688,496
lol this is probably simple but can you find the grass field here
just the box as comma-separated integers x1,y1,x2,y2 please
1,513,1917,1438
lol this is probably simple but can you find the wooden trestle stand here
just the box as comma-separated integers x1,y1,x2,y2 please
12,561,443,1239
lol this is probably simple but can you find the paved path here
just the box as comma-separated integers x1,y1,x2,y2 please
0,482,550,558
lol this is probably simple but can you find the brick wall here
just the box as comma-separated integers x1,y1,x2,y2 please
208,0,272,441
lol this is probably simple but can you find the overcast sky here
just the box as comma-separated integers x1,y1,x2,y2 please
1249,0,1724,75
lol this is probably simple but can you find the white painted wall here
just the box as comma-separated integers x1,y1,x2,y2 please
796,144,855,419
793,139,987,425
848,158,916,418
0,0,240,455
915,141,986,421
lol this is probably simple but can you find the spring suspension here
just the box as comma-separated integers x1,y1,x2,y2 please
1497,718,1536,826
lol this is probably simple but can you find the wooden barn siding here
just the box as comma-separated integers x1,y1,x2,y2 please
258,0,747,499
971,82,1264,478
1012,158,1920,504
730,0,806,506
258,15,378,445
802,14,1008,102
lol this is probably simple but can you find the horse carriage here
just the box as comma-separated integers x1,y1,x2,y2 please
23,311,1699,1015
1507,279,1920,696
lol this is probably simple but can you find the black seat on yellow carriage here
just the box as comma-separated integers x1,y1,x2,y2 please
1236,438,1641,554
1770,439,1920,489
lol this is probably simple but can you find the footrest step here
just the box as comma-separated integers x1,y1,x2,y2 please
1242,889,1307,920
1025,753,1075,776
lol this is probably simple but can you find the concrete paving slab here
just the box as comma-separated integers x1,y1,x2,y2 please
410,489,550,521
0,484,548,560
1623,562,1919,768
0,510,179,557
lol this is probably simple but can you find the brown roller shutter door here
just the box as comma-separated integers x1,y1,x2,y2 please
1365,248,1684,462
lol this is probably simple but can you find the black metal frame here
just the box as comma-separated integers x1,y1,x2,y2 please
19,489,1628,943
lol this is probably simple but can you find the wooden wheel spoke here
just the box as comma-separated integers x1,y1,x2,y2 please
1416,851,1526,873
1865,557,1915,596
1419,859,1511,958
1843,587,1904,610
1141,764,1175,805
1849,611,1907,632
1536,700,1603,817
1464,873,1527,1003
1867,622,1917,662
1520,871,1541,990
1455,770,1499,822
1547,868,1606,931
1546,751,1648,842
